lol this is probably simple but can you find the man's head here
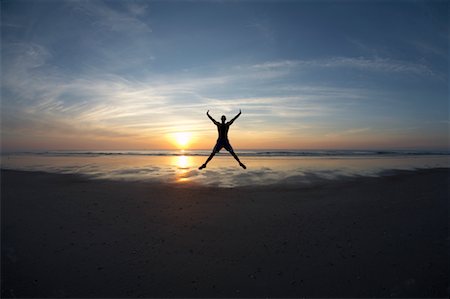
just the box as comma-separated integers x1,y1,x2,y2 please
221,115,226,123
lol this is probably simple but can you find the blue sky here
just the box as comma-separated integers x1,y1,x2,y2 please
1,0,448,150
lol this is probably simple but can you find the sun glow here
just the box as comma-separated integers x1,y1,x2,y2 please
172,132,192,149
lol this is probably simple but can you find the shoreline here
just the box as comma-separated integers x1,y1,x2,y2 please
2,153,448,188
2,168,449,297
1,166,449,189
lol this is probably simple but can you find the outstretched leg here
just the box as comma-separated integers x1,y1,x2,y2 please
229,150,246,169
199,151,216,170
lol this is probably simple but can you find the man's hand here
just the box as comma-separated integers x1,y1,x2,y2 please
207,110,218,124
227,109,242,125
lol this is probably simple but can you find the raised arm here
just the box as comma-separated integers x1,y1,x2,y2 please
206,110,219,125
227,109,241,125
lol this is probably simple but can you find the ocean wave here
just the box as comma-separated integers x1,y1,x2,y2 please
5,149,450,158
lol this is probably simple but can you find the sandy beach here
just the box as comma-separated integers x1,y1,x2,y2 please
1,168,448,297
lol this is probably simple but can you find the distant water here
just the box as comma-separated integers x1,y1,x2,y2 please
5,149,450,157
2,150,449,187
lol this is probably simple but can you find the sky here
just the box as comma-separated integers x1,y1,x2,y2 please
1,0,448,151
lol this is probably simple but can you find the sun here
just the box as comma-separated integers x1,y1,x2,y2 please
172,132,191,149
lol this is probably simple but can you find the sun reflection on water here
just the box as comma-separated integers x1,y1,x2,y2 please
173,155,192,182
177,155,189,169
3,152,448,187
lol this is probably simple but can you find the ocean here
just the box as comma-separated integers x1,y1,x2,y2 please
2,150,449,187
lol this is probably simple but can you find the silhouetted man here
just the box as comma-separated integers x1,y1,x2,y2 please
199,110,246,170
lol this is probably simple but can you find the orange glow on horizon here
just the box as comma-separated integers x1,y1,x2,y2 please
168,132,193,150
2,127,448,152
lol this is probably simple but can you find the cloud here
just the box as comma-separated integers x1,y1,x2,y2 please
2,42,51,72
250,56,438,77
410,39,448,60
2,40,381,148
246,18,275,42
125,1,149,17
251,60,301,70
1,42,238,143
2,36,439,151
70,0,151,33
325,127,371,138
321,57,436,76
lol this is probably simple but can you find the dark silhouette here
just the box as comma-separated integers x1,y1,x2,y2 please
199,110,246,170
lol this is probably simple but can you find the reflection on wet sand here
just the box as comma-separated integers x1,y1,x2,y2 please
173,155,192,183
1,153,448,187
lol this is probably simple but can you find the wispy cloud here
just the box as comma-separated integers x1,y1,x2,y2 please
251,60,300,70
410,39,448,60
250,56,439,77
125,1,149,17
8,35,435,152
320,57,436,76
325,127,371,138
3,41,373,148
70,0,151,33
0,43,228,142
246,17,275,42
2,0,447,151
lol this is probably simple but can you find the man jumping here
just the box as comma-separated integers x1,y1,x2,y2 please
199,110,246,170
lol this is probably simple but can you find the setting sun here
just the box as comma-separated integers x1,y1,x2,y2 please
172,132,192,149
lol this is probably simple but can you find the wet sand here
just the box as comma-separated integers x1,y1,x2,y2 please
1,168,448,297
